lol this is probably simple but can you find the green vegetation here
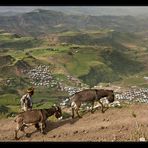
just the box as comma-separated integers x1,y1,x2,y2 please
115,72,148,88
6,50,27,60
79,63,117,87
0,28,148,119
0,94,19,105
65,47,103,76
58,31,82,36
101,48,143,74
0,105,10,113
26,46,70,58
0,35,42,50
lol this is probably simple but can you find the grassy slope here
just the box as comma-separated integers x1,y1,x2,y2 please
0,30,148,118
0,30,147,85
114,71,148,88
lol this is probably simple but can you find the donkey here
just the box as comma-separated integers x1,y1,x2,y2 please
70,89,115,118
14,105,62,140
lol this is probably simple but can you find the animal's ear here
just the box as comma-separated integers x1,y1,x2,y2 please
57,106,61,111
53,104,56,106
53,104,58,110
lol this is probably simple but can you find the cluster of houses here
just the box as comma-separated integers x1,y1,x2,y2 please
26,65,87,93
115,87,148,103
25,64,148,106
26,65,54,87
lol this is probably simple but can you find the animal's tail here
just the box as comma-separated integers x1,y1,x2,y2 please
69,94,77,108
62,95,75,107
13,113,21,122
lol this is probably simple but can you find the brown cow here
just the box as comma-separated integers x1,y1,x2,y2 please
70,89,114,118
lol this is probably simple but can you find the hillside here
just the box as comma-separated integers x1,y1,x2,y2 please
0,103,148,141
0,8,148,142
0,29,147,93
0,29,147,88
0,9,148,122
0,30,42,49
0,9,148,37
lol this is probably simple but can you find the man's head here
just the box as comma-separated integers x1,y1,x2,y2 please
27,87,34,96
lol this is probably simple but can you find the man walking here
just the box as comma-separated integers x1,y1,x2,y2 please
20,87,34,111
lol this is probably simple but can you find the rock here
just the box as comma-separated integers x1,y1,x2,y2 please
100,126,105,129
82,130,88,134
139,137,146,142
58,135,61,138
106,119,109,121
64,133,68,136
73,130,78,134
52,135,56,138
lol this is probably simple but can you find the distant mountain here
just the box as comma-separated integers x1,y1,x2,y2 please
0,9,147,37
1,6,148,16
0,11,21,16
37,6,148,16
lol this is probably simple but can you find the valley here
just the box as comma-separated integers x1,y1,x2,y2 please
0,8,148,141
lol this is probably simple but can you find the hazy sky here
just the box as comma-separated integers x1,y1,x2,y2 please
0,6,148,16
0,6,146,12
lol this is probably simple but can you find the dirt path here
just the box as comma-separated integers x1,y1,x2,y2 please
0,103,148,142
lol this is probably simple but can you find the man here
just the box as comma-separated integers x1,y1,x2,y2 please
20,87,34,112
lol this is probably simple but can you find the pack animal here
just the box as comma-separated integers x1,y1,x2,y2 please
14,105,62,140
70,89,115,118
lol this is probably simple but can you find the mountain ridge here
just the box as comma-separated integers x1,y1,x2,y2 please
0,9,147,37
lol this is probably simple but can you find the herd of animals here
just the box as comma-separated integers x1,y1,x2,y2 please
14,88,115,140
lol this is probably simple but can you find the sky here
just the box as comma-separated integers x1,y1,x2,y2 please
0,6,148,16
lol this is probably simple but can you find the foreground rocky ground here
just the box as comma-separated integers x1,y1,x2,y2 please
0,103,148,142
